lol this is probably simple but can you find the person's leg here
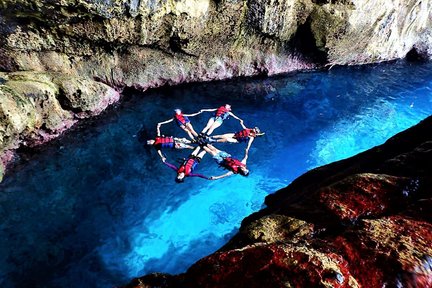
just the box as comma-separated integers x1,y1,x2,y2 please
206,121,222,135
225,136,239,143
181,125,195,140
201,118,215,134
196,150,206,159
185,123,199,138
211,134,226,141
175,142,194,149
174,137,192,144
190,146,201,157
201,144,217,156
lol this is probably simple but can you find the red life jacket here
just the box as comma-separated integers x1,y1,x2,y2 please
178,158,196,176
174,113,187,124
154,136,174,148
215,106,229,118
234,129,253,141
221,157,245,174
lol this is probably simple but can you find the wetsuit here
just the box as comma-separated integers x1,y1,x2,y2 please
233,129,254,143
174,113,190,127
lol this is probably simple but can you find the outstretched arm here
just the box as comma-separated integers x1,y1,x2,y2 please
156,124,162,136
190,173,211,180
245,137,254,157
163,161,178,171
157,118,174,126
241,152,249,164
184,109,206,117
157,118,174,135
229,112,243,122
199,108,217,113
157,149,167,162
209,171,233,180
239,120,247,129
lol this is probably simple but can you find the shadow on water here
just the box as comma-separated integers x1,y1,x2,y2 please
1,60,432,287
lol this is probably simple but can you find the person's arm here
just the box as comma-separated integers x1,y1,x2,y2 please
241,152,249,164
157,149,166,162
157,118,174,135
183,110,204,117
199,108,217,113
244,137,254,157
209,171,233,180
163,161,178,171
156,118,174,136
189,173,210,179
239,120,247,129
229,112,243,122
157,118,174,125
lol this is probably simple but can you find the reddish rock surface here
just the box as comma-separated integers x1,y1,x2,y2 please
125,116,432,287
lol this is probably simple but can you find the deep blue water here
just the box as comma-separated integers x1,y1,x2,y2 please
1,61,432,288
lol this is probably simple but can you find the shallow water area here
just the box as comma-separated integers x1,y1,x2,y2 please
1,61,432,288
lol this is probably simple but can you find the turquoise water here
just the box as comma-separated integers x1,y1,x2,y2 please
1,61,432,287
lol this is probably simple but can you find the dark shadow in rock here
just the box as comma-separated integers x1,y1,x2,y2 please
287,16,328,65
405,47,429,62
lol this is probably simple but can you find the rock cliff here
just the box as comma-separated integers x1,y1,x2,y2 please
124,116,432,287
1,0,432,178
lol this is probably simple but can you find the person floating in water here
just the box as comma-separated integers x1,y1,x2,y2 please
157,108,202,140
201,143,249,180
146,134,194,162
209,125,265,156
199,104,243,136
164,146,209,183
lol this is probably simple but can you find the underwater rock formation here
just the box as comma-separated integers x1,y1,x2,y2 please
125,116,432,287
0,0,431,175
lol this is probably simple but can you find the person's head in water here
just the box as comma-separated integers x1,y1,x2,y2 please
146,139,155,145
238,166,249,176
253,127,265,137
225,104,232,111
175,172,185,183
174,108,182,115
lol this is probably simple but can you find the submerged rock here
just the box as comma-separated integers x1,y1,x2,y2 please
125,116,432,287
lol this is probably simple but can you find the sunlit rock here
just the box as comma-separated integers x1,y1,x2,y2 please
0,71,119,169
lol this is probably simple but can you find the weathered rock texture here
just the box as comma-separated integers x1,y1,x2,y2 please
1,0,432,176
125,116,432,287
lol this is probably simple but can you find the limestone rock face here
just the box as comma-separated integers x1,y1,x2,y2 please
0,71,119,178
125,116,432,287
0,0,431,178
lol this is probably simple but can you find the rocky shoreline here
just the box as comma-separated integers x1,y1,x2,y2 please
125,116,432,288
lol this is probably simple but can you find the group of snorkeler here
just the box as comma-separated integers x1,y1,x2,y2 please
144,104,265,183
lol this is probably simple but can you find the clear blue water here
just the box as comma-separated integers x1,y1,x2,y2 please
1,61,432,288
